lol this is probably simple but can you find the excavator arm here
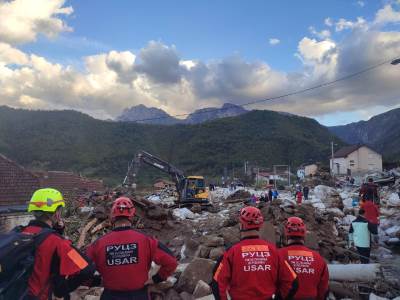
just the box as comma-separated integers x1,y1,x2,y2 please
123,150,185,198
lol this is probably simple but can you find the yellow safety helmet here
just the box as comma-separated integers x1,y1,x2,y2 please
28,188,65,213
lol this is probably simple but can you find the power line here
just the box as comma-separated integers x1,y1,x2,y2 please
125,56,399,123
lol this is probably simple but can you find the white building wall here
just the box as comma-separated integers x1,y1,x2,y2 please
356,146,382,173
330,146,382,175
304,164,318,176
330,157,347,175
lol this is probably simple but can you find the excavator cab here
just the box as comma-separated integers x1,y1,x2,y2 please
182,176,209,204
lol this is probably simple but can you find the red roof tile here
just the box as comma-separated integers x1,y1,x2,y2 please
0,154,40,206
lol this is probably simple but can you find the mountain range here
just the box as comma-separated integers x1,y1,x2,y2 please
329,107,400,162
116,103,248,124
0,105,341,185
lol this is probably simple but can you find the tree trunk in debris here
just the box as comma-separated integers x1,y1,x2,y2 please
328,264,380,282
77,218,98,249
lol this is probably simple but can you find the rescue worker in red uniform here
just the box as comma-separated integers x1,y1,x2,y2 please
279,217,329,300
212,206,298,300
23,188,95,300
86,197,178,300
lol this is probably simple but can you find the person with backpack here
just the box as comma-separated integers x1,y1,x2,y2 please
211,206,298,300
349,208,378,264
359,178,379,204
279,217,329,300
0,188,95,300
360,199,380,237
86,197,178,300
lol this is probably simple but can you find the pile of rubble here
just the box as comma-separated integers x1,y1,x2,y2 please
67,184,400,300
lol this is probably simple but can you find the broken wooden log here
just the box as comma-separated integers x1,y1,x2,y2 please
90,220,109,235
328,263,380,282
77,218,98,249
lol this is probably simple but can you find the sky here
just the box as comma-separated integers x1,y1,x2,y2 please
0,0,399,126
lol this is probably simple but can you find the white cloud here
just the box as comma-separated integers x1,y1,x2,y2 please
0,0,399,121
0,42,28,64
325,18,333,27
269,38,280,45
374,4,400,25
335,17,367,31
309,26,331,39
0,0,73,45
357,1,365,8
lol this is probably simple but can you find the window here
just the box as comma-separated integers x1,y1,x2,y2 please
349,159,355,167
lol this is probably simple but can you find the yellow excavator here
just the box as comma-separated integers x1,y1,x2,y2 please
122,150,209,205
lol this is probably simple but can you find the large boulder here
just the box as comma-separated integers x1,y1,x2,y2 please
193,280,212,299
201,235,224,247
220,226,240,246
177,258,215,293
196,245,211,258
305,231,319,250
183,238,200,259
165,289,181,300
146,206,169,220
259,221,276,244
209,247,224,260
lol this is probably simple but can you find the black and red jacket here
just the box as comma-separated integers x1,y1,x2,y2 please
278,244,329,300
86,226,177,292
22,220,95,300
212,236,298,300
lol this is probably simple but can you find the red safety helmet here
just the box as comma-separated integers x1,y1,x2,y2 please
111,197,135,222
285,217,306,237
239,206,264,230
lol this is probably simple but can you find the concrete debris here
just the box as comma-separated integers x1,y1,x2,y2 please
173,208,195,220
388,193,400,207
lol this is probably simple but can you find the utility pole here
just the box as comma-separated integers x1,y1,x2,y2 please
331,141,336,184
331,141,334,176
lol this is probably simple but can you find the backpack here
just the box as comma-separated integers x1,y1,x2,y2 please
0,226,54,300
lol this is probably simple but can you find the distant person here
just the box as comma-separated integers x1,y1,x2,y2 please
360,199,380,240
295,183,301,192
350,177,355,185
259,193,266,203
268,189,273,201
250,194,258,206
272,189,279,200
303,186,309,200
349,208,378,264
296,191,303,205
279,217,329,300
359,178,379,204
